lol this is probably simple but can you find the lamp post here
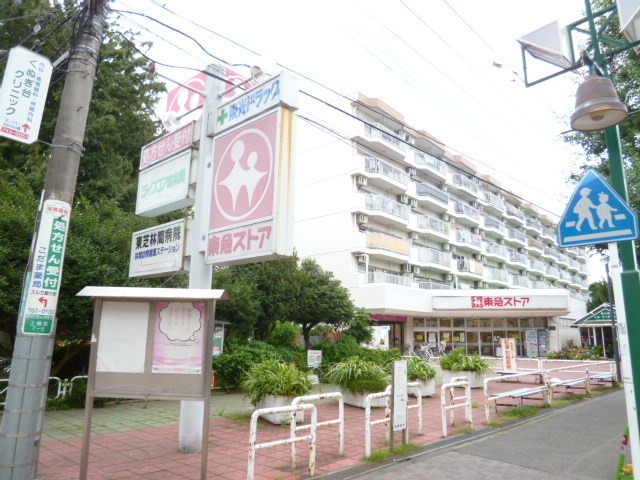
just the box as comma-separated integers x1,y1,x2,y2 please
520,0,640,466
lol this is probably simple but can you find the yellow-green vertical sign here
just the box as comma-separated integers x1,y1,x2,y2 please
19,199,70,335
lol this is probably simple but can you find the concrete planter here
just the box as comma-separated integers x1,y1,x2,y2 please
342,389,387,409
256,394,303,425
441,370,486,389
409,378,436,397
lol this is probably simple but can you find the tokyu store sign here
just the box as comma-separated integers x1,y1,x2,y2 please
19,200,70,335
431,290,569,315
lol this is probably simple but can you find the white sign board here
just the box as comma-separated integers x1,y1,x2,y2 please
213,72,299,135
367,325,391,350
19,200,70,335
307,350,322,368
135,149,194,217
206,109,295,266
0,46,52,144
500,338,518,371
392,360,408,432
140,121,196,170
129,219,187,278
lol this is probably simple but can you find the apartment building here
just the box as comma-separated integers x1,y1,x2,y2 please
294,93,589,356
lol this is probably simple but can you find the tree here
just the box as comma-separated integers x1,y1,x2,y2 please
587,280,610,312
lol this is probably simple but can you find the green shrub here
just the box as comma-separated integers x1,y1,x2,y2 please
325,357,390,394
406,357,436,380
547,347,601,360
46,379,107,410
240,359,313,405
267,322,301,348
439,347,492,374
321,336,365,366
361,348,403,369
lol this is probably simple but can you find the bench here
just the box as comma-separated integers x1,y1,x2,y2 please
489,386,549,411
589,372,616,386
550,377,590,394
494,370,544,384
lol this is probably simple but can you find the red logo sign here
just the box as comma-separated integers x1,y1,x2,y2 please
210,112,277,230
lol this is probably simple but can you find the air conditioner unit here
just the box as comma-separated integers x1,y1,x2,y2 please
442,213,451,222
412,266,420,274
445,273,454,281
474,253,483,261
406,167,417,177
471,201,480,209
357,214,368,225
497,239,505,245
410,232,419,240
356,175,367,187
520,269,528,276
409,198,418,208
498,263,506,269
356,254,368,264
472,227,481,235
474,281,482,289
518,247,526,254
401,263,412,273
397,194,409,204
443,244,451,251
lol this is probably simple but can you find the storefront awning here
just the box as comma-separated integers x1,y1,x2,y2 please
572,303,615,328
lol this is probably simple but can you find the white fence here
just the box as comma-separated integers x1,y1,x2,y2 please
441,377,472,437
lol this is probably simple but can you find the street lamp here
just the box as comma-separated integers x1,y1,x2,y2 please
570,75,628,131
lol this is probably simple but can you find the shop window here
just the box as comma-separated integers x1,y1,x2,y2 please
453,331,466,347
413,318,425,328
468,318,479,328
453,319,465,328
493,319,506,328
478,318,492,328
506,319,518,328
426,319,437,328
440,318,452,328
533,318,546,327
519,318,532,328
413,331,426,344
440,331,452,350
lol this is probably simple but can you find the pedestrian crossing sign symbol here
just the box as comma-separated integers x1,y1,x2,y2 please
558,169,639,248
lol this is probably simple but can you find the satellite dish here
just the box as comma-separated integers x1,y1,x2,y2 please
517,20,573,69
617,0,640,53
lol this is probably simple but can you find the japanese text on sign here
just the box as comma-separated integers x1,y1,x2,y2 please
129,220,186,278
207,224,272,257
140,122,194,170
471,296,531,308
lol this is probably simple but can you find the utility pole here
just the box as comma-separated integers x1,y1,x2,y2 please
0,2,107,479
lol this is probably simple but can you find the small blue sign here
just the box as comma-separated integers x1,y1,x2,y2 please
558,170,639,247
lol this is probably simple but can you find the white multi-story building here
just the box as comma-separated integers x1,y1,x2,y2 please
294,93,589,356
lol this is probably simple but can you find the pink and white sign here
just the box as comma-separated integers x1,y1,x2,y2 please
152,302,205,374
140,122,195,170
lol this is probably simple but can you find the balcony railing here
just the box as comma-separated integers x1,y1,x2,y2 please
560,271,572,282
531,280,552,289
368,271,412,286
365,193,409,220
456,229,482,247
505,203,525,221
418,281,453,290
530,259,546,272
484,241,508,257
366,232,410,255
452,174,479,194
486,266,509,283
542,227,557,241
414,151,446,173
415,183,449,204
526,218,542,231
527,238,544,250
417,214,450,235
454,202,481,219
363,156,408,186
416,246,451,266
483,216,507,233
483,192,506,211
364,123,406,151
509,250,528,265
543,247,559,259
456,258,483,275
507,228,526,243
557,253,571,265
509,274,531,288
546,266,560,278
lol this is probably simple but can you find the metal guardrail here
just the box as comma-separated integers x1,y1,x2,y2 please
441,376,473,437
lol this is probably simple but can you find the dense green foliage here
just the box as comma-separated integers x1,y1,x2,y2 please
46,378,107,410
267,322,301,348
406,356,436,381
587,280,610,311
240,358,313,405
325,357,390,394
547,346,603,360
439,347,493,374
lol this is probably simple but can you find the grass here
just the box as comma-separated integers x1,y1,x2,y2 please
471,402,481,409
550,399,572,408
458,427,475,434
223,413,253,426
363,443,419,462
485,420,502,427
141,402,149,409
506,406,538,419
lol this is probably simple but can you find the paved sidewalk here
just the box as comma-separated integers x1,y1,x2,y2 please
0,362,618,479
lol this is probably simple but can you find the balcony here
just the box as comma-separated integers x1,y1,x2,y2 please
570,291,587,301
505,228,527,248
361,192,409,227
504,204,525,226
413,151,447,181
557,270,572,285
525,218,542,235
353,122,406,161
418,280,453,290
454,258,484,280
483,216,507,238
452,202,481,227
526,238,544,255
509,274,532,289
556,253,571,268
568,259,581,273
541,227,557,244
367,270,412,287
482,191,506,215
529,259,546,275
452,174,480,199
570,275,583,289
364,232,410,262
542,246,558,262
485,266,509,286
452,229,482,253
507,250,528,268
412,246,452,273
484,241,508,262
412,214,451,242
531,280,552,289
362,155,408,192
545,266,560,281
413,182,449,212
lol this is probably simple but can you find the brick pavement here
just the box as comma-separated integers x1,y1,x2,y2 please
10,361,616,480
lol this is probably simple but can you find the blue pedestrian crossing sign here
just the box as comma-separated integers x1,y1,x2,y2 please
558,169,639,247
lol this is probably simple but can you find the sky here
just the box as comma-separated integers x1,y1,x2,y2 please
109,0,610,280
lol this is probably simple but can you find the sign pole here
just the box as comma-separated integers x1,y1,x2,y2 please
178,64,225,453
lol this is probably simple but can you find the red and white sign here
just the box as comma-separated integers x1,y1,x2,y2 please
432,293,568,311
0,46,52,144
500,338,517,371
206,109,293,265
140,121,195,170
